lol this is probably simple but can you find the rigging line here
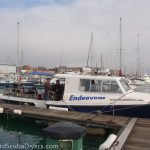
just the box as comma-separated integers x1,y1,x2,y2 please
109,90,135,106
101,102,150,115
118,90,134,100
97,90,135,113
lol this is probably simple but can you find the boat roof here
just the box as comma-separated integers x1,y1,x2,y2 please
54,74,124,80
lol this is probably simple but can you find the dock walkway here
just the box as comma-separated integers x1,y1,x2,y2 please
1,103,150,149
122,118,150,150
0,103,129,129
110,117,150,150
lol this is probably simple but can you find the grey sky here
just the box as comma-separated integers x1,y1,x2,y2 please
0,0,150,74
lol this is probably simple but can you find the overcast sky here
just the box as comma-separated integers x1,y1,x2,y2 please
0,0,150,74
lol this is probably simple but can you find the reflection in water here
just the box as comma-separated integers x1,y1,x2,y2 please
0,114,46,150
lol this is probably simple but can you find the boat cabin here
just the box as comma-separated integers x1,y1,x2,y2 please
52,74,132,102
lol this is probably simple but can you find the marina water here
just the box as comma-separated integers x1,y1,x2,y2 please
0,86,114,150
0,114,111,150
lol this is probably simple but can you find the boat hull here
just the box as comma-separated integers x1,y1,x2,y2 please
1,95,150,118
48,104,150,118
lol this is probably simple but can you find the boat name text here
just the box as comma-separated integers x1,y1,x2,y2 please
69,95,105,101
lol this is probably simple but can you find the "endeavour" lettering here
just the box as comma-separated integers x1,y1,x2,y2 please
69,95,105,101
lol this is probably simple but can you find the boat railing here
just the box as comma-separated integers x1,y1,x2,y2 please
3,87,38,99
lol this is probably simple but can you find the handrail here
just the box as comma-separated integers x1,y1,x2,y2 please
3,87,38,99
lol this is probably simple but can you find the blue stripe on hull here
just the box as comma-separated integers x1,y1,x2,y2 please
51,105,150,118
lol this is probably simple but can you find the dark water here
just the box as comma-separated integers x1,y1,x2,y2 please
0,114,111,150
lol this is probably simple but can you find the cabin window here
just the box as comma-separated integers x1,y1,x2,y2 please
79,79,90,91
120,78,131,92
79,79,102,92
90,79,102,92
102,80,121,93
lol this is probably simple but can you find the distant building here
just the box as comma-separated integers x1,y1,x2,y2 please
58,66,67,73
56,66,82,74
0,63,16,74
66,67,82,72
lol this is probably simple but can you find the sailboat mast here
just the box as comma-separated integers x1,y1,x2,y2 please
136,33,140,77
86,32,93,68
119,18,122,76
16,21,20,73
101,53,103,70
21,50,23,72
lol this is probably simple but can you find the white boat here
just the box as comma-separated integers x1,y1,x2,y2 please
1,74,150,118
143,74,150,83
0,78,15,87
130,78,145,86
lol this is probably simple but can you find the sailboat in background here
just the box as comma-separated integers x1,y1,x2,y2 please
86,32,94,69
82,32,94,75
135,33,141,77
130,33,146,86
0,22,21,87
83,32,110,76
